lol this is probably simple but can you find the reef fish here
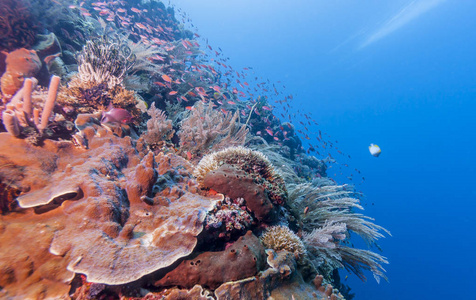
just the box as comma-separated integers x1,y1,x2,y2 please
101,108,132,124
369,143,381,157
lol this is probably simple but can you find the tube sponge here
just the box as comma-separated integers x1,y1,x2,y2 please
2,109,20,137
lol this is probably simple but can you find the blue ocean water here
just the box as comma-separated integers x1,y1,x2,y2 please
172,0,476,299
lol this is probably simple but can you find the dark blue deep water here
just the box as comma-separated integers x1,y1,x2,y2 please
173,0,476,299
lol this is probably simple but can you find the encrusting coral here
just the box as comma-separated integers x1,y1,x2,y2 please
0,121,222,298
154,231,266,289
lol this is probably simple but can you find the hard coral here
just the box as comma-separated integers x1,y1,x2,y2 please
57,79,141,124
154,231,266,289
202,164,276,222
194,146,287,206
1,48,41,97
260,225,307,260
0,122,221,298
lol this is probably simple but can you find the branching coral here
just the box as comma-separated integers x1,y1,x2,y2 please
287,179,390,283
178,101,249,159
260,225,307,260
141,103,175,151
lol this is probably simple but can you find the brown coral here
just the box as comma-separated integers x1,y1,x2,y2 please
194,146,288,206
0,122,221,298
154,231,266,289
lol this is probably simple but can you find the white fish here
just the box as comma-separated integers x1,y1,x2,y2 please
369,143,381,157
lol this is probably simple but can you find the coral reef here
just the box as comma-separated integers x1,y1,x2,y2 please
260,225,307,260
141,103,175,152
1,75,74,145
0,0,389,298
0,122,221,298
57,80,142,124
75,35,135,89
204,196,254,240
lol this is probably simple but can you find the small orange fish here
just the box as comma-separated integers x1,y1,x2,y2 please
169,91,178,95
304,207,309,214
208,188,218,195
162,74,172,83
186,151,192,160
185,106,194,111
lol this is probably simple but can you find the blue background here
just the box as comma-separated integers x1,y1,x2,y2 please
172,1,476,298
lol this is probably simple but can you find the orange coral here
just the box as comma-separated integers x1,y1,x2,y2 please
0,49,41,98
0,121,221,298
